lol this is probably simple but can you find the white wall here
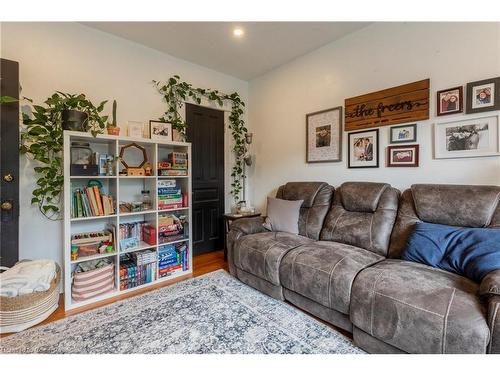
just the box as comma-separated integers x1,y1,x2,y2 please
248,22,500,213
0,22,249,265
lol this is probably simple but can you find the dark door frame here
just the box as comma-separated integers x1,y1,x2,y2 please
0,58,20,267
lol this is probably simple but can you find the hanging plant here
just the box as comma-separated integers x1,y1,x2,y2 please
20,92,108,220
153,76,247,202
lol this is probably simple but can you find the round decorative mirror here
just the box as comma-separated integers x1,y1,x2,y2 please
119,143,148,175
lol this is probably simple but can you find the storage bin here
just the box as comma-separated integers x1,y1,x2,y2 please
72,263,114,302
0,264,61,333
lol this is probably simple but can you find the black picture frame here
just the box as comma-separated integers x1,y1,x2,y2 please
306,106,343,163
389,123,417,144
347,128,379,168
466,77,500,114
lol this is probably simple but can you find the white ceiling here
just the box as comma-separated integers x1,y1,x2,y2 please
82,22,370,81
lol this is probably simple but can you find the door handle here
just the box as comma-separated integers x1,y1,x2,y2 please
1,201,13,211
3,173,14,182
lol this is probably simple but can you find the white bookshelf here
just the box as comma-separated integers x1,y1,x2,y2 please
63,130,192,311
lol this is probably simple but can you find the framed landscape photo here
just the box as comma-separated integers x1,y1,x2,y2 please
434,115,499,159
347,129,379,168
437,86,463,116
466,77,500,114
387,144,419,167
149,120,173,141
306,106,342,163
390,123,417,143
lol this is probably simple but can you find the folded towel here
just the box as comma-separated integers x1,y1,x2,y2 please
0,260,56,297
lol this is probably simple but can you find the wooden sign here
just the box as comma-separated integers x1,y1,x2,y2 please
344,79,430,131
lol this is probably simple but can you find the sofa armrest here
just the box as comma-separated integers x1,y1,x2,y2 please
479,271,500,353
480,270,500,297
227,217,267,276
229,216,266,235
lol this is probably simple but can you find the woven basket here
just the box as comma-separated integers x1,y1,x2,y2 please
0,264,61,333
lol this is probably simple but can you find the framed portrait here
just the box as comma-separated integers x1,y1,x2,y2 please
434,115,499,159
387,144,419,167
437,86,463,116
466,77,500,114
306,106,342,163
149,120,173,141
347,129,379,168
390,123,417,143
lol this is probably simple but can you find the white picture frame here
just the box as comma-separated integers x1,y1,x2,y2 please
306,107,342,163
127,121,144,138
434,115,499,159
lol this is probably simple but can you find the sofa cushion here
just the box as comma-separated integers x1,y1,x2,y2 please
320,182,399,256
350,259,490,354
402,222,500,282
263,197,303,234
279,241,384,314
389,185,500,259
411,184,500,228
276,182,333,240
233,231,313,286
340,182,389,212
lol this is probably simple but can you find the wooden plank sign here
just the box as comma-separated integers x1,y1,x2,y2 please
344,79,430,131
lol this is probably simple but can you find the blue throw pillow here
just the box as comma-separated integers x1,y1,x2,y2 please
401,222,500,283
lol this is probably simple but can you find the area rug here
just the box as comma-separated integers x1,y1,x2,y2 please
0,270,363,354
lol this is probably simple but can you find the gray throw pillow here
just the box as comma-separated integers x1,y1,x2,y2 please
263,197,303,234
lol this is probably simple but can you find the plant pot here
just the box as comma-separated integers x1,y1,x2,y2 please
107,127,120,136
62,109,88,131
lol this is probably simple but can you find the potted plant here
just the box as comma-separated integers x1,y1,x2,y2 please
54,92,108,134
107,100,120,135
20,92,108,219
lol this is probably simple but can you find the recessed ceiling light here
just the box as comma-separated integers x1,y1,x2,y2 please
233,28,244,37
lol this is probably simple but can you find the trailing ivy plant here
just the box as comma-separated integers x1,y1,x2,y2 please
0,95,18,104
20,92,108,220
153,76,247,202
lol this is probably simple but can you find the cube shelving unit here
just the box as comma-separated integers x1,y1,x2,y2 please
63,130,192,311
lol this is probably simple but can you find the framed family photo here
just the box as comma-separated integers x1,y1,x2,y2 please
387,144,419,167
437,86,463,116
390,123,417,143
306,106,342,163
466,77,500,114
434,115,499,159
149,120,173,141
347,129,379,168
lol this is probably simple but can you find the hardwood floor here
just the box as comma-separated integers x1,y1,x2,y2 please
1,250,228,338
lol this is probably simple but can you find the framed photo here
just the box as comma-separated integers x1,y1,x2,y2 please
347,129,379,168
466,77,500,114
434,115,499,159
127,121,144,138
149,120,173,141
387,144,419,167
437,86,463,116
306,106,342,163
390,123,417,143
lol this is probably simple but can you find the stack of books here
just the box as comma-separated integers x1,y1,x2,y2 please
158,180,184,209
158,242,189,278
71,186,115,218
119,250,157,290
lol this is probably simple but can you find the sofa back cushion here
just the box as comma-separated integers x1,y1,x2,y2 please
389,184,500,258
320,182,400,257
275,182,333,240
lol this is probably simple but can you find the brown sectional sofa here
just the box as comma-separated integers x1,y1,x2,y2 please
227,181,500,354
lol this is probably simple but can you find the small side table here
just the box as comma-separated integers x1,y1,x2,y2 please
223,212,261,261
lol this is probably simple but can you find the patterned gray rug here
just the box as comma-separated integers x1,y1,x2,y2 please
0,270,363,354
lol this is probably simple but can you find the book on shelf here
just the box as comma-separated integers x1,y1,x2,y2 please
119,249,157,291
71,186,115,218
